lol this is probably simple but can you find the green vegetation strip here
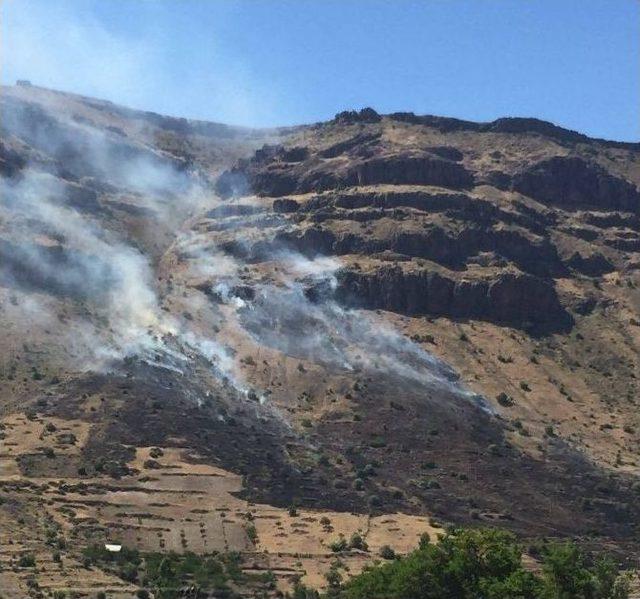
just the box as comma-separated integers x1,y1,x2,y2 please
78,527,630,599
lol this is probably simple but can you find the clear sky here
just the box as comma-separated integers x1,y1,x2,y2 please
1,0,639,140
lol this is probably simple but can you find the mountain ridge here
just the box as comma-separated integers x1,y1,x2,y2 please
5,82,638,147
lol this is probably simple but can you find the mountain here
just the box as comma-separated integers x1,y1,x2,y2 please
1,84,639,597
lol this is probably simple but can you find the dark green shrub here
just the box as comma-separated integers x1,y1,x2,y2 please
496,393,514,407
329,537,348,553
246,524,258,543
18,554,36,568
368,494,382,508
379,545,396,560
349,533,368,551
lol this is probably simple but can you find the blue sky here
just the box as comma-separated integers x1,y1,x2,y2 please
1,0,639,140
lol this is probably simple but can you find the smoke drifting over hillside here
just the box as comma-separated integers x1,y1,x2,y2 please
0,86,483,414
6,80,640,575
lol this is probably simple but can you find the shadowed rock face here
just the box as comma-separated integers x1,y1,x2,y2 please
565,251,615,277
512,156,640,212
215,145,474,198
347,155,473,189
335,267,571,333
275,215,563,277
216,158,476,198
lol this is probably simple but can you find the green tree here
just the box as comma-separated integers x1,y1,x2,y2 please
334,529,627,599
540,543,629,599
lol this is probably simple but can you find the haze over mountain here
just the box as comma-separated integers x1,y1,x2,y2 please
1,82,640,597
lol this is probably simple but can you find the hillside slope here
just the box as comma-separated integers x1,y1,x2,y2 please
1,86,640,595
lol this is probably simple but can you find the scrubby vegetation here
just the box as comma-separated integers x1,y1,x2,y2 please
312,528,630,599
144,551,243,598
82,545,253,598
82,544,142,582
17,554,36,568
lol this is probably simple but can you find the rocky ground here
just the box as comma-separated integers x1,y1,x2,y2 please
1,86,640,596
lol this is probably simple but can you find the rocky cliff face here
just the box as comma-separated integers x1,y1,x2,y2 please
211,111,640,335
334,267,570,331
512,156,640,211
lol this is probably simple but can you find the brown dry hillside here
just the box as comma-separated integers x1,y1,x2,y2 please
1,86,640,595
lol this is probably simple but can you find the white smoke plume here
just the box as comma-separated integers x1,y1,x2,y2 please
0,84,486,415
173,232,489,409
1,171,171,361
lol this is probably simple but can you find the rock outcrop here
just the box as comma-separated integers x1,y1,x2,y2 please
208,113,640,335
334,266,570,331
512,156,640,212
